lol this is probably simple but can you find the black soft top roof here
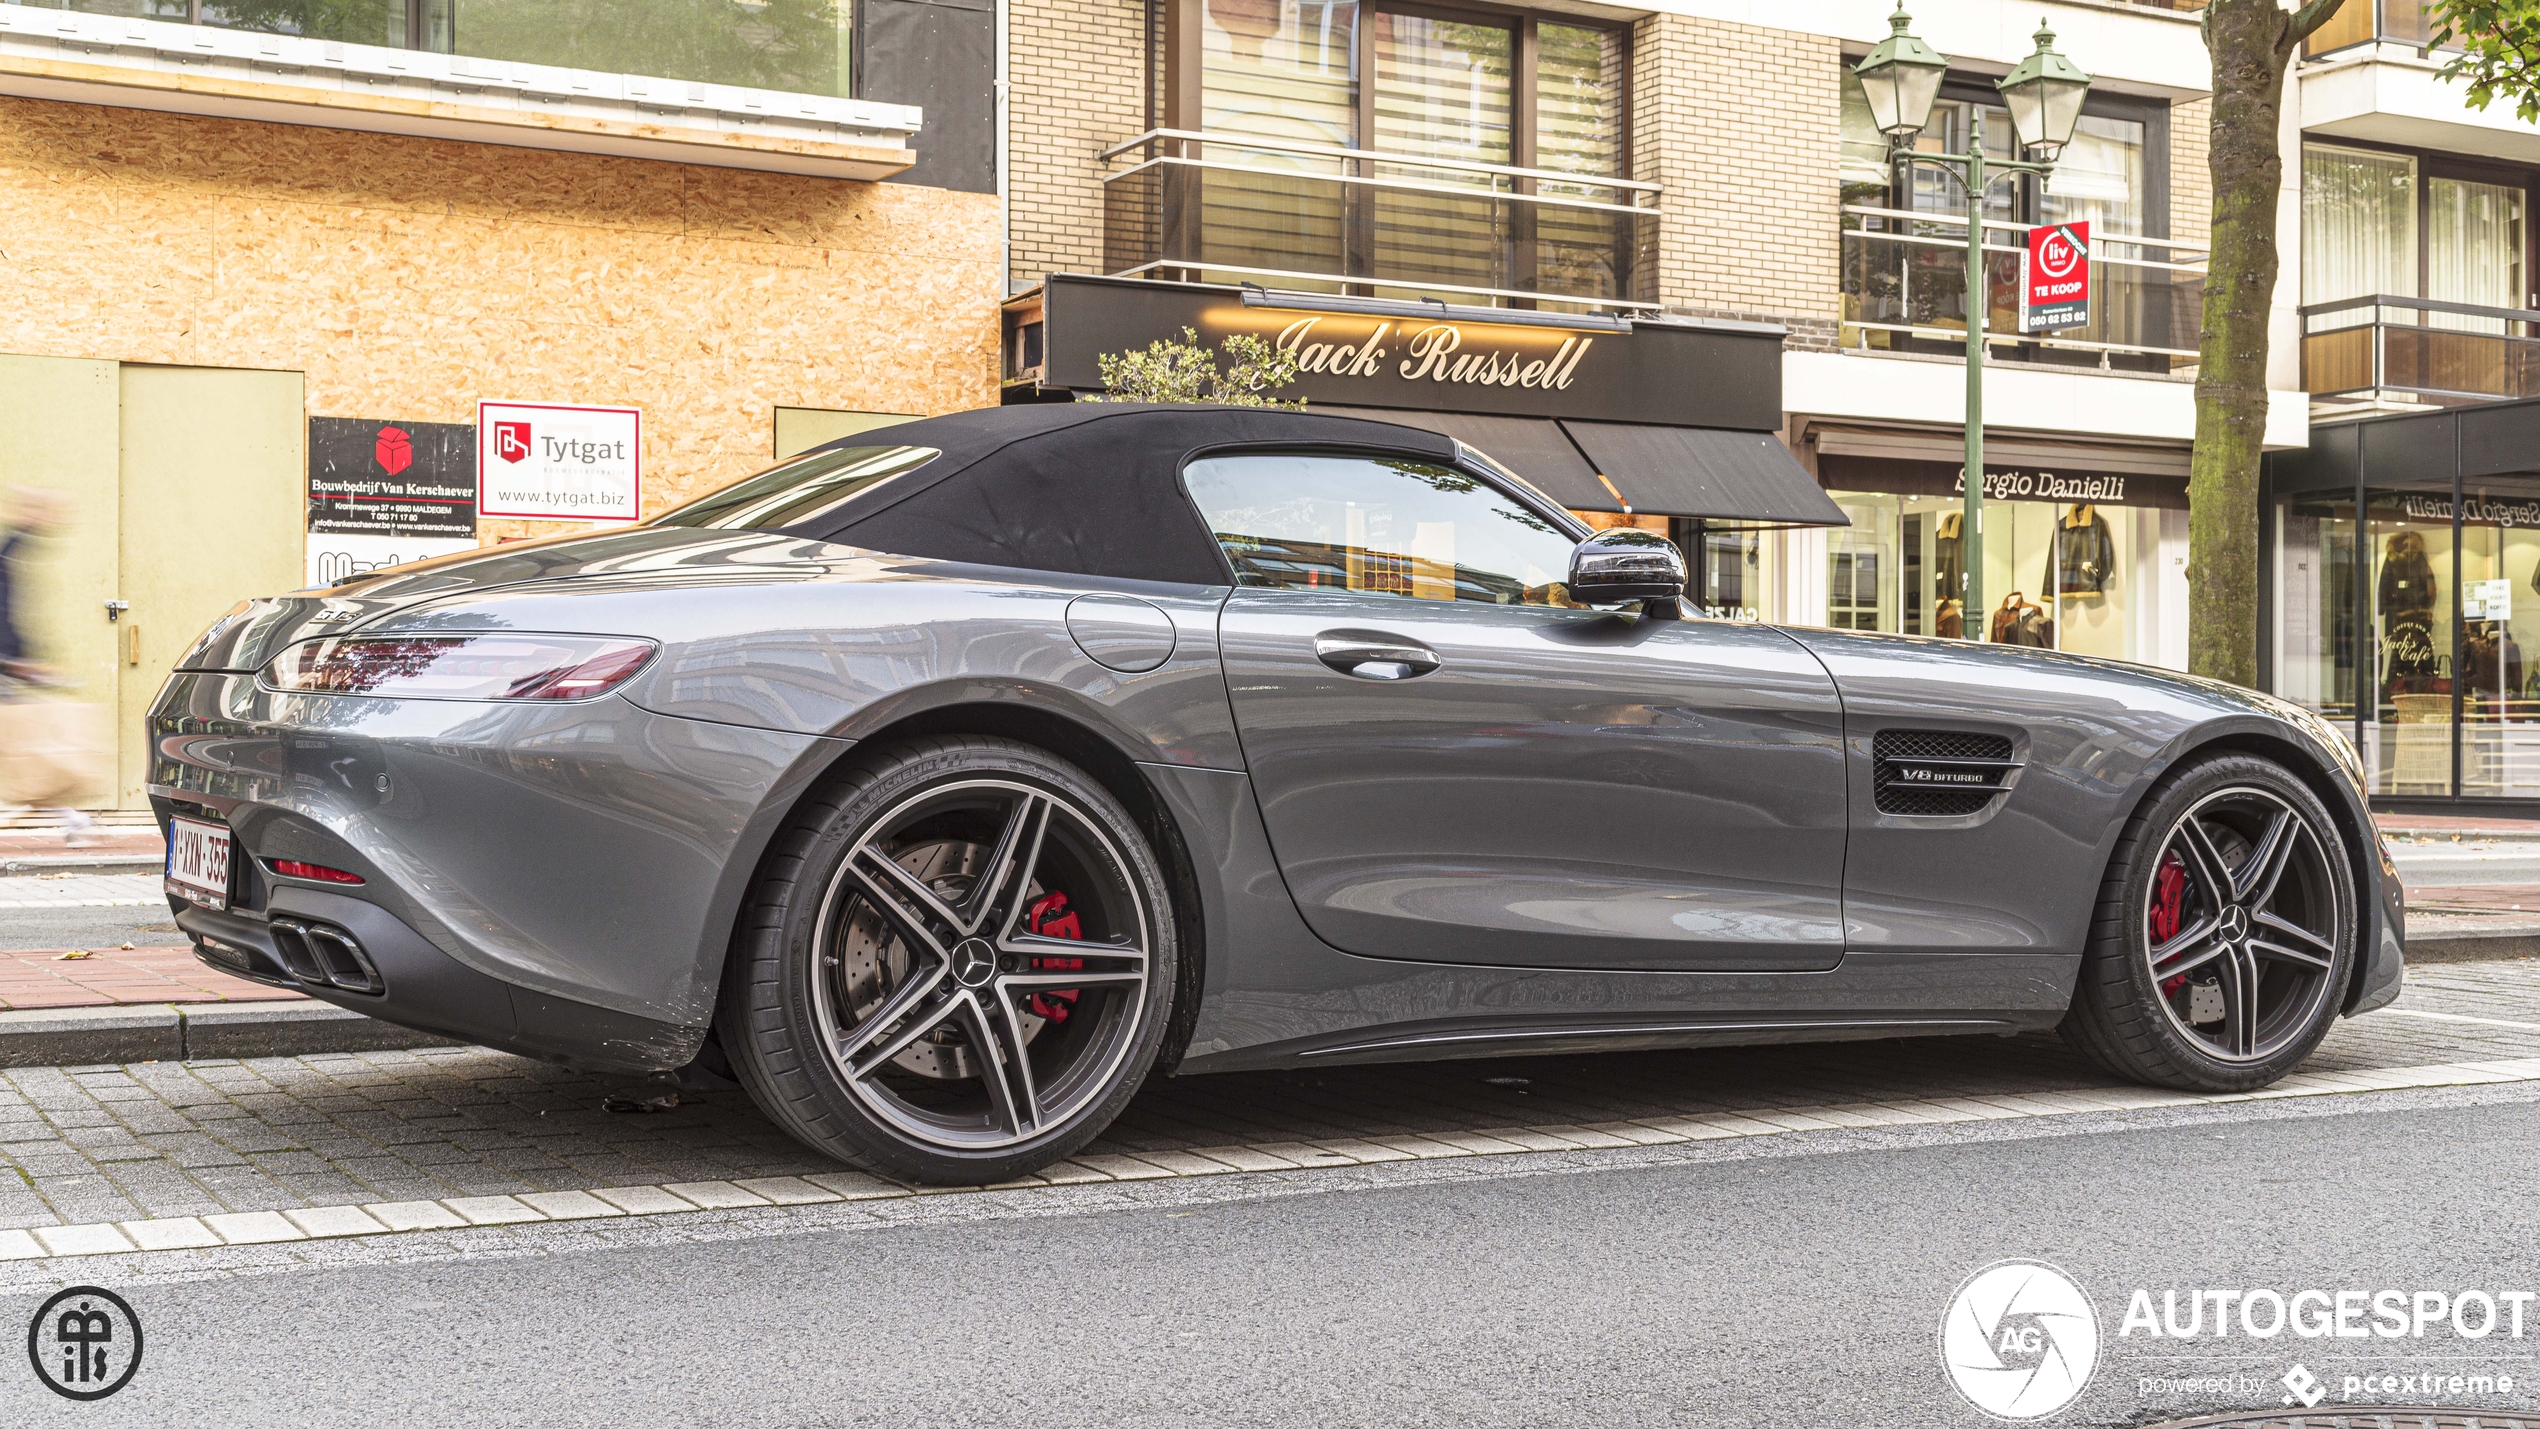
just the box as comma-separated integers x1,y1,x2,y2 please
798,403,1460,587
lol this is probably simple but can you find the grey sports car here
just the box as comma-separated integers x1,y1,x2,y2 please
153,404,2405,1184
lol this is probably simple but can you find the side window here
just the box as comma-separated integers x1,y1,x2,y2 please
1183,451,1581,606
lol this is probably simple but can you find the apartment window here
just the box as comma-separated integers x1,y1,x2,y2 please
23,0,858,98
1172,0,1637,305
1839,75,2181,373
2300,142,2536,402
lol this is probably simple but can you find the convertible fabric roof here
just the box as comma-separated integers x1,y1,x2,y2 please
801,403,1457,587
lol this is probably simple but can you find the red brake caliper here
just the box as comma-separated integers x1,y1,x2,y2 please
1026,891,1083,1025
2150,850,2189,995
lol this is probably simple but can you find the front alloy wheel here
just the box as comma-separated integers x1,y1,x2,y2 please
2062,753,2357,1092
721,737,1177,1184
2139,786,2344,1063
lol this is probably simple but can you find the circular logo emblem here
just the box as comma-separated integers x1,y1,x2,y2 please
2216,905,2250,944
27,1286,142,1401
1939,1260,2098,1421
949,938,998,989
2036,232,2082,280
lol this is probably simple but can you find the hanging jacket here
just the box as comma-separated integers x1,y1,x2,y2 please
2054,505,2116,595
2380,546,2437,616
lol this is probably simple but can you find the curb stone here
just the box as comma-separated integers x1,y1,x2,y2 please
0,1053,2529,1264
0,1001,458,1066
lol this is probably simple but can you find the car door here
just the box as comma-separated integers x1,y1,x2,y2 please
1191,448,1849,973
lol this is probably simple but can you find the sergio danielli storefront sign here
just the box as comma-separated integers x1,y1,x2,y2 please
1955,468,2141,505
2397,493,2540,529
1029,273,1784,430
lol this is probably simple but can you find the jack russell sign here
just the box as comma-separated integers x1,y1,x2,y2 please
1026,273,1785,431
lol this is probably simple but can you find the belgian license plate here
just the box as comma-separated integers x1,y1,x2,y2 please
165,816,233,911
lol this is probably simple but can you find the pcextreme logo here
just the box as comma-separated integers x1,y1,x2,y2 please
1941,1260,2101,1420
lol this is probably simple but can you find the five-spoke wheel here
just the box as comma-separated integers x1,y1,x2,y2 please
720,738,1178,1184
815,778,1152,1151
2063,753,2357,1092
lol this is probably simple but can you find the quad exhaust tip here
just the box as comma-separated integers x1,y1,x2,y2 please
267,918,385,996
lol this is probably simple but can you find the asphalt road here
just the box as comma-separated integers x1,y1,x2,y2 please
2387,839,2540,889
5,1079,2534,1429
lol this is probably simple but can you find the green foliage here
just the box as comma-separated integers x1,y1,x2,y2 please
2429,0,2540,124
1089,327,1306,410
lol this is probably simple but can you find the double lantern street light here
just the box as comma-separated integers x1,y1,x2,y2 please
1853,6,2091,642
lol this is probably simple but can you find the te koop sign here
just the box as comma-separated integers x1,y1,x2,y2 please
478,400,643,523
2021,221,2091,333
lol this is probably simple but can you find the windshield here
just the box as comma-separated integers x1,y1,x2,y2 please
647,444,941,531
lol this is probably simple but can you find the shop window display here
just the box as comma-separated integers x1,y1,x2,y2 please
2458,479,2540,797
2272,498,2360,728
1826,484,2164,662
2363,489,2457,795
1697,523,1776,624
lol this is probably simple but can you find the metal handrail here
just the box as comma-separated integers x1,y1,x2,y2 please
2300,293,2540,325
1840,205,2209,259
1843,224,2208,275
1099,127,1660,199
1103,153,1659,220
1845,319,2201,361
1105,259,1660,314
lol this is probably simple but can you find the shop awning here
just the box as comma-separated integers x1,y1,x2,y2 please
1560,421,1850,526
1322,407,1622,513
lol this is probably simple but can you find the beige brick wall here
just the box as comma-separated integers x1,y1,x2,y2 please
2169,96,2212,250
1632,14,1842,342
1007,0,1149,291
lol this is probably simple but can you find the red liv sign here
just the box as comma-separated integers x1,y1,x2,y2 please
2021,221,2090,333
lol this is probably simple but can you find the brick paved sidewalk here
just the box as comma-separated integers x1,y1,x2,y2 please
0,960,2525,1234
0,946,302,1010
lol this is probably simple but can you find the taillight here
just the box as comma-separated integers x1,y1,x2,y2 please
271,860,364,885
263,634,657,702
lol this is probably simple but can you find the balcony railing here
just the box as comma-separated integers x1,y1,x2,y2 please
2303,0,2438,56
1099,129,1660,312
1839,205,2208,374
2302,294,2540,404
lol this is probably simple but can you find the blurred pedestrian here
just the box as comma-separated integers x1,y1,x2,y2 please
0,489,99,845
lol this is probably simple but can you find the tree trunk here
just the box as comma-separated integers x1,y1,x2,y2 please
2189,0,2344,687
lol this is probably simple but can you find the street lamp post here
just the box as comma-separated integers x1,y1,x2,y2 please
1854,7,2091,643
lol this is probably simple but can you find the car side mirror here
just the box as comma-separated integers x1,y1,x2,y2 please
1567,528,1687,609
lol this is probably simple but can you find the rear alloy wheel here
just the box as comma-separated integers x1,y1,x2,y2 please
2061,754,2356,1092
721,738,1175,1184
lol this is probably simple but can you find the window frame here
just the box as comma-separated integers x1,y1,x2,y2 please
2302,134,2540,312
120,0,867,100
1162,0,1633,302
1174,439,1594,595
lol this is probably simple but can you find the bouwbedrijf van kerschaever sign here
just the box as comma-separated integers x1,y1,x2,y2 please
307,418,479,538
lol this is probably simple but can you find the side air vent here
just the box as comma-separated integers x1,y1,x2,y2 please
268,918,385,995
1873,730,2020,817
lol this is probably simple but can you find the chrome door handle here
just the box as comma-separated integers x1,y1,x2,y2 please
1314,631,1442,681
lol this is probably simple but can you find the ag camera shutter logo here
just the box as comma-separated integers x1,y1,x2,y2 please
1941,1260,2101,1420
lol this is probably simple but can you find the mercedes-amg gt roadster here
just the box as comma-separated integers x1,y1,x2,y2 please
152,404,2404,1184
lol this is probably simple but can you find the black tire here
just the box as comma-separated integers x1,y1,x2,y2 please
2059,752,2357,1093
718,736,1177,1185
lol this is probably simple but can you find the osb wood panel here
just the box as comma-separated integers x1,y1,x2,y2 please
0,96,1001,531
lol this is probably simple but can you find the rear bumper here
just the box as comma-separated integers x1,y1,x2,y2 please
172,885,697,1071
149,671,847,1074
